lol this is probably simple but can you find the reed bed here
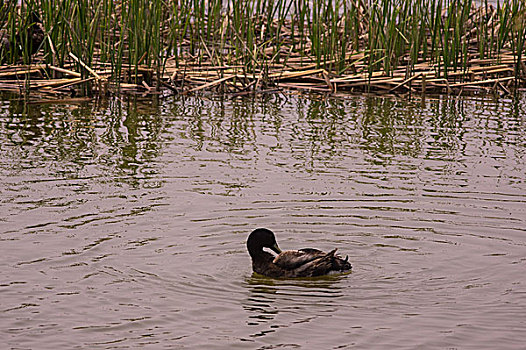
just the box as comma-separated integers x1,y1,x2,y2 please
1,0,525,98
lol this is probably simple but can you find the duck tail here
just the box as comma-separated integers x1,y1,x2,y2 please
309,249,337,266
331,250,352,271
327,248,337,257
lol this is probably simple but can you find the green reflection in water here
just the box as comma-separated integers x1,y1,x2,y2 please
1,93,525,184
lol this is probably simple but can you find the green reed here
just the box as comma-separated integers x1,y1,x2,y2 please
0,1,16,63
509,0,526,83
1,0,525,94
1,0,40,65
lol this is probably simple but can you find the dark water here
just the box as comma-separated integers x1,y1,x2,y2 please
1,93,525,349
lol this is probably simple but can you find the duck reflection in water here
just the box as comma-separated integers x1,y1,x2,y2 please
242,273,348,339
244,278,279,328
247,228,352,278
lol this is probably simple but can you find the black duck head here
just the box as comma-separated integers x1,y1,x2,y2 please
247,228,282,258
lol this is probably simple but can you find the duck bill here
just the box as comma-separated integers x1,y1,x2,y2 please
270,243,282,254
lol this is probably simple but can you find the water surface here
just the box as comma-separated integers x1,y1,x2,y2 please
1,93,525,349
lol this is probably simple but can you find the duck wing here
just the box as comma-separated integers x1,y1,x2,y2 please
272,248,326,270
293,249,339,277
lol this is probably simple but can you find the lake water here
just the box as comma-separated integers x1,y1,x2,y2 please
1,93,525,349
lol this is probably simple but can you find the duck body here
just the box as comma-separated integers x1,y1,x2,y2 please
1,12,44,64
247,228,352,278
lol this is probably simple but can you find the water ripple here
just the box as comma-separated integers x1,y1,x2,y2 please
1,94,525,349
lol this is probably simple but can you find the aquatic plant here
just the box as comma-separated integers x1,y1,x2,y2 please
0,0,525,97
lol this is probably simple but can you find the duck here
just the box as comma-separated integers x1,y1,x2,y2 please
1,12,44,63
246,228,352,278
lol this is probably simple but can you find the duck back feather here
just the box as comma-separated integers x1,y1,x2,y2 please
273,248,328,269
